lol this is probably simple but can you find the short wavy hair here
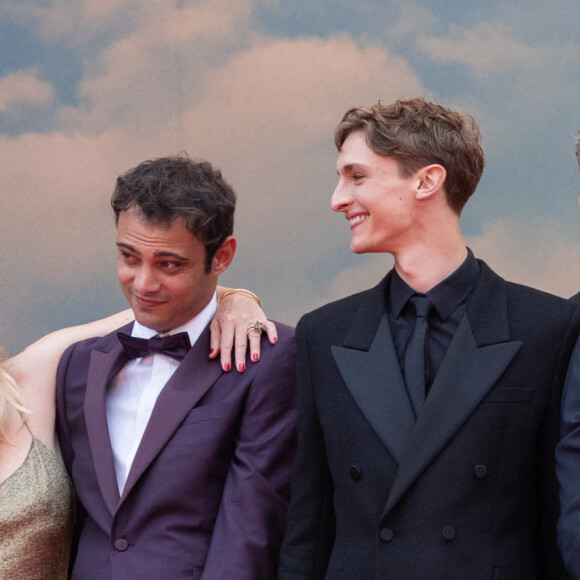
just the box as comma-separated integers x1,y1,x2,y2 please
111,155,236,272
335,98,485,214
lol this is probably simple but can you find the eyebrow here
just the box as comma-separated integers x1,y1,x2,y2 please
338,162,369,175
116,243,189,261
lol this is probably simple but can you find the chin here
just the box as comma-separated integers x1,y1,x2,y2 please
135,315,161,331
350,242,369,254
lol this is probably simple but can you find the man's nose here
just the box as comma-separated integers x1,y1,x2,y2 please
331,180,351,213
133,266,160,293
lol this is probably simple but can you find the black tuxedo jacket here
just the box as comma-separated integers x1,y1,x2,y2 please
279,261,580,580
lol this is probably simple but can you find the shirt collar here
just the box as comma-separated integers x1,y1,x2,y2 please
131,291,218,347
390,248,480,320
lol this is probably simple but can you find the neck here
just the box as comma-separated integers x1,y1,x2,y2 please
393,225,467,294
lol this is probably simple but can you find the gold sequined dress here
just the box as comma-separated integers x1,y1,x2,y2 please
0,437,75,579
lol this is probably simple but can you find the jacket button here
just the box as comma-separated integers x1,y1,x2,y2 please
114,538,129,552
474,464,488,479
349,466,362,481
379,528,394,543
442,526,456,541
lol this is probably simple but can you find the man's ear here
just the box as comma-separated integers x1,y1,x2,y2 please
211,236,236,275
415,164,446,200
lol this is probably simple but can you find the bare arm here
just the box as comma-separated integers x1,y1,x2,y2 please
2,310,134,386
1,284,276,449
1,310,134,450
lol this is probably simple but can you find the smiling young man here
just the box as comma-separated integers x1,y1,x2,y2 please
56,156,297,579
278,98,580,579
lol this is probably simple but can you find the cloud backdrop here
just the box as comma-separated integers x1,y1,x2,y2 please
1,0,580,355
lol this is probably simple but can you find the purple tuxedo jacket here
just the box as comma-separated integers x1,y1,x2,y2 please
56,320,297,580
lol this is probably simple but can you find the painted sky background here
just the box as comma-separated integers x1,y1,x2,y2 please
2,0,580,356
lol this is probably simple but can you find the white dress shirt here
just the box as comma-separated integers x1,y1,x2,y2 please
106,293,217,494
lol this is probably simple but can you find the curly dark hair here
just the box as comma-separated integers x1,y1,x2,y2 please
111,154,236,272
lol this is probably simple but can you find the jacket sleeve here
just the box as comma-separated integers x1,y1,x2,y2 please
278,316,335,579
557,335,580,580
201,329,297,580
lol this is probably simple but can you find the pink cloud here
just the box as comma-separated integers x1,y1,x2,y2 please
0,70,54,112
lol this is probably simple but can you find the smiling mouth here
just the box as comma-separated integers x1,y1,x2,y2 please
349,214,368,226
132,294,164,308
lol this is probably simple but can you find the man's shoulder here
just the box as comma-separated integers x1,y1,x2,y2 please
477,260,579,337
301,278,387,322
255,320,296,364
479,259,574,309
60,321,133,362
504,278,577,314
271,321,295,340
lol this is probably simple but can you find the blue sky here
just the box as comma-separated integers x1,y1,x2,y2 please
1,0,580,355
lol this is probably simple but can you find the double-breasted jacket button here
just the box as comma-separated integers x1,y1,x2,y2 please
379,528,394,543
114,538,129,552
349,466,362,481
442,526,456,541
474,464,488,479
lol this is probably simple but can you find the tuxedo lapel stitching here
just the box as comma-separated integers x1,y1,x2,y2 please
84,345,127,515
332,314,415,464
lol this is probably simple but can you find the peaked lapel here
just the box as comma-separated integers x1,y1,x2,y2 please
332,315,415,464
119,326,222,505
330,275,416,464
383,262,522,516
84,323,133,516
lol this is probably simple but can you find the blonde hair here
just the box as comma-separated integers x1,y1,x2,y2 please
0,348,29,443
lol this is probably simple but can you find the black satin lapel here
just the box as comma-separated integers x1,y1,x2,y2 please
384,314,521,515
332,315,415,464
120,328,222,503
84,345,127,514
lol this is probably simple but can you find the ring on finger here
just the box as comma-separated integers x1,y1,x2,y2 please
247,320,265,336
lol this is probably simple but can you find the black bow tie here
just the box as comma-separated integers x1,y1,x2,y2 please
117,331,192,361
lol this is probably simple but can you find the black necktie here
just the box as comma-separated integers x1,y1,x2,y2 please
117,331,192,361
404,295,433,418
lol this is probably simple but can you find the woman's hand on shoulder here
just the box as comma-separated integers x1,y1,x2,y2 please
210,287,277,372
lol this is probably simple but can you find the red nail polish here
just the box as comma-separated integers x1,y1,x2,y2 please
272,337,278,344
238,363,246,372
224,363,231,372
252,353,258,362
209,348,214,355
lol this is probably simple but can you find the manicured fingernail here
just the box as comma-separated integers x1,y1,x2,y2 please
238,363,246,372
209,349,214,356
252,354,259,362
224,363,231,372
272,337,277,344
